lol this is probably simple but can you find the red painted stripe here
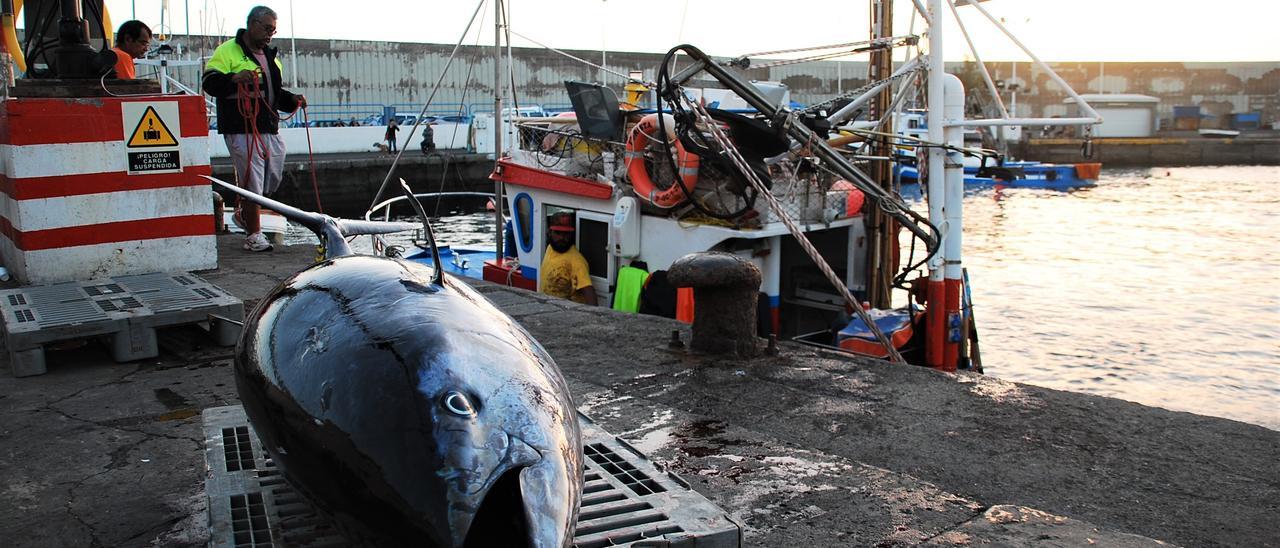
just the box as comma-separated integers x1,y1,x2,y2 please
0,165,212,200
491,158,613,200
0,214,214,251
0,96,209,146
926,280,947,370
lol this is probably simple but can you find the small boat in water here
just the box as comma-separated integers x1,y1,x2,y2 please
894,160,1101,190
890,111,1101,190
1198,128,1241,138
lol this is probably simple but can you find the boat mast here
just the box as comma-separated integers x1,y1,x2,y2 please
492,0,505,260
866,0,895,309
924,0,947,370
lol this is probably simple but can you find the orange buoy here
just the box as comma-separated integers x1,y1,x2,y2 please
625,114,699,208
830,179,866,216
1074,162,1102,181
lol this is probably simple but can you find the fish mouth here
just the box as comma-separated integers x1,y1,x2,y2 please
461,466,532,546
449,436,573,548
447,435,537,547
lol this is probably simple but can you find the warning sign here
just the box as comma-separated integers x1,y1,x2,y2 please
128,151,181,172
122,102,182,174
127,106,179,147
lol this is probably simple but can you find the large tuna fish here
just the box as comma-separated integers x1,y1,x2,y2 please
208,177,582,547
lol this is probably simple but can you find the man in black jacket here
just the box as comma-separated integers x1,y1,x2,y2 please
202,5,306,252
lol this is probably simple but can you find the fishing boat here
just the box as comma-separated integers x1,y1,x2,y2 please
370,0,1102,372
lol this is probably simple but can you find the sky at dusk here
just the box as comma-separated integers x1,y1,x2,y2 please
87,0,1280,62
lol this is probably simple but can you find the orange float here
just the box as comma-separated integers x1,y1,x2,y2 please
625,113,699,208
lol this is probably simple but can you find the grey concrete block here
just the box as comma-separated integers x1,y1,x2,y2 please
110,325,158,362
8,347,46,377
209,315,242,347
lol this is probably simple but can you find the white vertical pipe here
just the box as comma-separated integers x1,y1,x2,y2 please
1011,61,1017,114
493,0,505,259
943,74,964,282
289,0,297,88
926,0,945,280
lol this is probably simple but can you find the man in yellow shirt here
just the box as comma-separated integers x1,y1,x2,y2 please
539,213,597,305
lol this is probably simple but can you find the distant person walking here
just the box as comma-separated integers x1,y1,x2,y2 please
385,119,400,153
202,5,306,252
110,20,152,79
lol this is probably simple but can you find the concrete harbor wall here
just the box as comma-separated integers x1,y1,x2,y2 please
1017,136,1280,167
211,152,496,218
0,236,1276,547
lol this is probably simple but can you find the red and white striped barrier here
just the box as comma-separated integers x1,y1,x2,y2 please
0,95,214,285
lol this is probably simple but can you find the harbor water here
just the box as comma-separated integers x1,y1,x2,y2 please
958,165,1279,431
293,165,1279,431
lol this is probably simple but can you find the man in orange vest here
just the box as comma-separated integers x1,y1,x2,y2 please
110,20,152,80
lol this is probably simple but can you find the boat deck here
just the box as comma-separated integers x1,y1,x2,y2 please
0,235,1276,547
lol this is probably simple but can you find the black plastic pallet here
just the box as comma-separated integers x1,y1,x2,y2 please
0,272,243,376
202,405,741,548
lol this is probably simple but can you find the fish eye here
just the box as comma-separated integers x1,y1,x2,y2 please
442,391,476,417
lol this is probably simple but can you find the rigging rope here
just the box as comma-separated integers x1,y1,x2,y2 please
235,78,267,213
735,35,917,60
741,37,918,70
684,96,908,365
366,0,488,216
299,108,323,213
802,61,925,115
508,29,641,84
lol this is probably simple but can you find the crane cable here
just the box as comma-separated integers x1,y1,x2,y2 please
685,95,908,365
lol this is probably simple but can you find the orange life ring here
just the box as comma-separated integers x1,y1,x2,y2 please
625,113,699,208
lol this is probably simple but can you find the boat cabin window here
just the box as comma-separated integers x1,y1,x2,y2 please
513,193,534,252
576,217,609,279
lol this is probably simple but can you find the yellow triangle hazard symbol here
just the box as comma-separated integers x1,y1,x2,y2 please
127,106,179,148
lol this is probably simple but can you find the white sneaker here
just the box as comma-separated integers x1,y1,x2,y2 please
243,232,273,252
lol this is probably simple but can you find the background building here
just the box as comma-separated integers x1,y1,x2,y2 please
132,36,1277,131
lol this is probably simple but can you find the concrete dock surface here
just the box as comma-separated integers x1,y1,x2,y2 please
1,236,1277,547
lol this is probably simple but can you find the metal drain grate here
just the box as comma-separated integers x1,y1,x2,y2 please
586,443,666,496
223,426,256,472
202,406,741,548
229,492,273,547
